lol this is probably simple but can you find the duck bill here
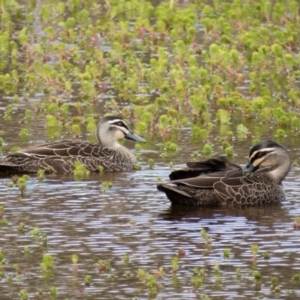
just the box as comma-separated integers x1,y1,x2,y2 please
243,162,258,172
125,131,145,143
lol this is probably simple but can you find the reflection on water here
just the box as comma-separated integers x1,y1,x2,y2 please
0,163,300,299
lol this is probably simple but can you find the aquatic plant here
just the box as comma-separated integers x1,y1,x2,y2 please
20,128,29,140
24,246,30,256
202,143,213,156
42,233,47,247
271,276,280,292
191,268,205,291
97,259,111,273
40,254,54,272
98,166,105,173
0,217,8,226
49,287,57,298
148,158,154,169
18,222,25,233
201,229,211,247
251,245,259,265
146,274,158,295
29,227,41,238
72,254,79,267
171,256,179,273
223,248,231,259
123,254,129,265
84,275,92,286
19,290,28,300
134,163,142,170
101,181,113,192
293,217,300,230
73,161,90,180
37,169,45,182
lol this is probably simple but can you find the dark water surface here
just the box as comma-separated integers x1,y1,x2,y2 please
0,118,300,299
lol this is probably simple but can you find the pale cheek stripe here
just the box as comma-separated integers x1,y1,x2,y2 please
249,147,275,161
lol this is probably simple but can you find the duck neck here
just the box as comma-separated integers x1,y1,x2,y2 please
96,124,119,148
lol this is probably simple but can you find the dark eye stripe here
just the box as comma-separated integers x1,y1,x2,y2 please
250,150,273,164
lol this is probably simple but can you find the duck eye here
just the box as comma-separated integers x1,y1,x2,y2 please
256,152,264,158
115,122,124,127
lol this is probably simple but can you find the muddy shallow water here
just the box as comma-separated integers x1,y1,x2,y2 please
0,121,300,299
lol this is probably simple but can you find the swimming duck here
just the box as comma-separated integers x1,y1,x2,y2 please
0,116,145,173
157,140,291,206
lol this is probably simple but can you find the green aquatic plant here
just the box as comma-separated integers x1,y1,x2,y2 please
134,163,142,170
216,109,230,124
25,109,32,122
271,276,280,292
293,217,300,230
192,126,208,140
223,248,231,259
42,233,47,247
148,158,154,169
101,181,113,192
71,254,79,274
84,275,92,286
293,273,300,281
73,161,90,180
191,268,205,291
137,268,148,281
37,169,45,182
275,128,285,137
40,254,54,272
29,227,41,238
146,274,158,295
4,104,13,120
237,124,249,137
214,261,221,279
19,289,28,300
0,217,8,226
171,256,179,273
201,228,211,247
17,175,30,196
0,250,5,265
123,254,129,265
251,245,259,265
254,271,262,281
202,143,213,156
163,141,179,152
224,146,233,156
97,259,111,273
24,246,30,256
49,286,57,298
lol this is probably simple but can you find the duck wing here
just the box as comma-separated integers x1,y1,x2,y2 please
169,157,241,181
0,141,107,172
16,141,99,157
213,170,278,205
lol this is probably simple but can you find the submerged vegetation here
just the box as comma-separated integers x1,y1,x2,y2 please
0,0,300,157
0,0,300,298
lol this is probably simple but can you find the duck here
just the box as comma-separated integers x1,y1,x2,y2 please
157,140,291,206
0,116,145,173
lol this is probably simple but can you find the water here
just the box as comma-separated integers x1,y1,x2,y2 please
0,130,300,299
1,0,300,297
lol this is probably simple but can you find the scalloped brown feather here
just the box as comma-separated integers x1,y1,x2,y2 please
157,155,288,207
0,141,136,173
